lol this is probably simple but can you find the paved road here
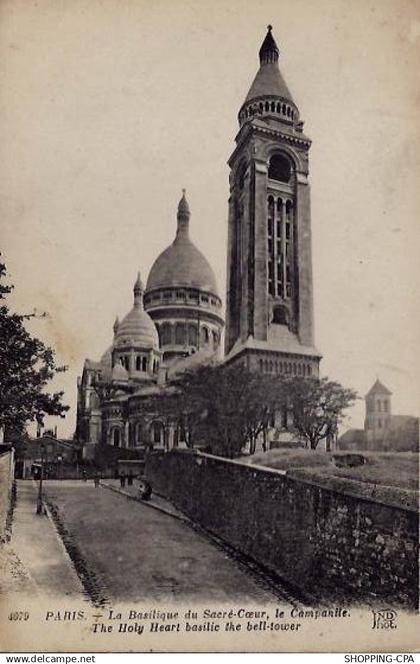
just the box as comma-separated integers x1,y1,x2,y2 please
44,481,281,604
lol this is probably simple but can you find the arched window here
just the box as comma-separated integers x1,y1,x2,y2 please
282,103,286,114
175,323,186,345
276,102,281,113
112,428,121,447
201,326,209,345
273,305,288,326
142,357,147,371
136,356,141,371
161,323,172,345
268,153,292,183
136,422,142,444
265,101,269,111
151,421,163,444
212,330,218,349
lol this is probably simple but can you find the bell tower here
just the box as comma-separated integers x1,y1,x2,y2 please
224,26,321,377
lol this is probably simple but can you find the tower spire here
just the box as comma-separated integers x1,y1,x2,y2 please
133,271,144,307
176,188,190,238
259,24,279,64
239,25,296,124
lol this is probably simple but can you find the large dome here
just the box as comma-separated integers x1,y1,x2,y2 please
114,273,159,349
146,191,219,296
147,237,218,294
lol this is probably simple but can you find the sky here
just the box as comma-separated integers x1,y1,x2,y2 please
0,0,419,437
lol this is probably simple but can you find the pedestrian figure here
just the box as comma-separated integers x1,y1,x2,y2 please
127,472,133,486
120,473,126,488
94,474,99,488
138,479,152,501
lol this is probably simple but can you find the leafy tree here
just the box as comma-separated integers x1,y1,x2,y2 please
286,376,357,450
175,363,284,458
0,259,69,434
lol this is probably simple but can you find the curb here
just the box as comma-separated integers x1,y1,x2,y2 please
43,501,87,597
99,481,191,524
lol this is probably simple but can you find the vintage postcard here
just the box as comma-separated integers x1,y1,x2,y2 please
0,0,419,653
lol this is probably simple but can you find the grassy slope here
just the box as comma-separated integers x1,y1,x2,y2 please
246,449,419,510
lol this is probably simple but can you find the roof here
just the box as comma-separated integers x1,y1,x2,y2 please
338,429,366,444
243,26,295,107
167,346,220,380
28,435,76,449
84,358,102,371
244,63,294,105
146,192,218,296
389,415,419,430
366,379,392,397
225,326,321,363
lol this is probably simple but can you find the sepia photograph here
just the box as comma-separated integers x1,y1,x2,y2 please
0,0,419,653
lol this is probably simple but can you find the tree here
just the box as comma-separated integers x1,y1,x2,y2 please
174,363,284,458
286,376,357,450
0,259,69,434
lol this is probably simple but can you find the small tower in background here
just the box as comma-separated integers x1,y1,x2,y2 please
364,379,392,445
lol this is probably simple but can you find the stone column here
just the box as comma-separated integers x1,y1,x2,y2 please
295,173,314,347
224,191,237,354
253,158,269,341
124,420,130,449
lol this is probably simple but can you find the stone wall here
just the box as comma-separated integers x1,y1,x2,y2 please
145,450,419,607
0,450,15,542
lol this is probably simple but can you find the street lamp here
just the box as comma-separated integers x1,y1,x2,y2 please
36,442,45,515
57,454,63,480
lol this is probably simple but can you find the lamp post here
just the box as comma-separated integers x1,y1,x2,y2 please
57,454,63,480
36,442,45,515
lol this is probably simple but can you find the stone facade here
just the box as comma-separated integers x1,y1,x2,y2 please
224,27,321,375
76,28,327,457
339,379,419,452
146,449,418,607
0,449,14,542
76,194,222,455
144,191,223,363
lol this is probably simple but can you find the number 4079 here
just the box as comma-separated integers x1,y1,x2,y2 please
8,611,29,621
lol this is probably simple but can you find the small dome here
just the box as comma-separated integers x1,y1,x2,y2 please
114,273,159,349
146,192,219,295
111,363,128,382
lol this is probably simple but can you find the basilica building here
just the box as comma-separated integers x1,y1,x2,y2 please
76,26,321,455
76,191,224,453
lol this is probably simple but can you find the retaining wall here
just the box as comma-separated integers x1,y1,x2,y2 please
0,450,15,542
145,450,419,607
